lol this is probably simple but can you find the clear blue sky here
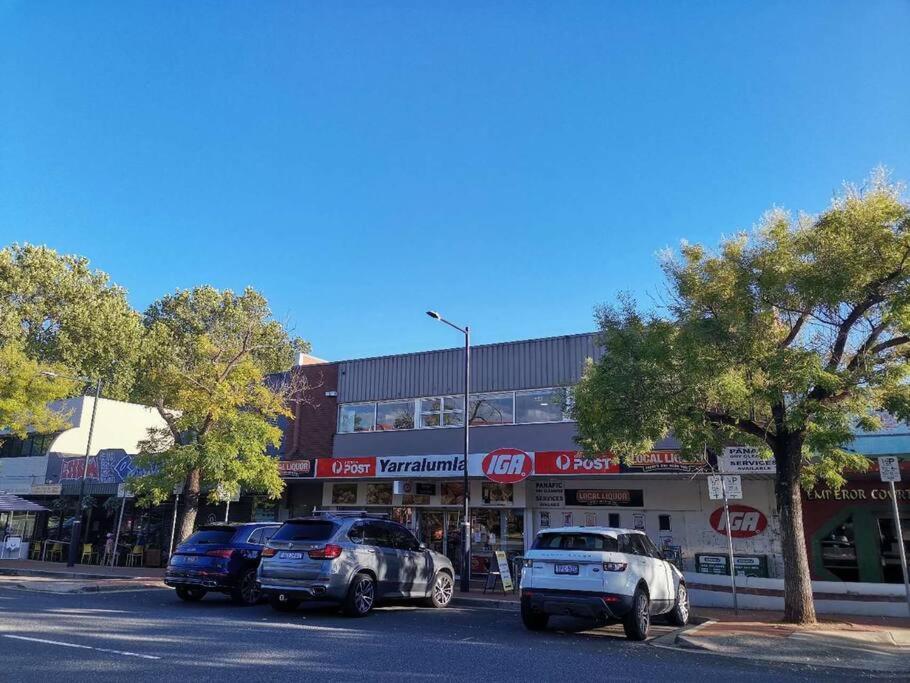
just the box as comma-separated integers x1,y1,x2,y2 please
2,2,908,361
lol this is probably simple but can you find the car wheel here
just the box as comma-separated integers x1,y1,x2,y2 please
623,587,650,641
423,571,454,608
175,586,206,602
232,569,261,606
269,594,300,612
343,572,375,617
667,582,689,626
521,604,549,631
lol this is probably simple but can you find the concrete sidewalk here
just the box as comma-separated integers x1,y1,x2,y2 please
655,611,910,674
0,559,166,593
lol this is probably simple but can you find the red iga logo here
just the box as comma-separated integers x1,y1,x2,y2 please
710,505,768,538
482,448,533,484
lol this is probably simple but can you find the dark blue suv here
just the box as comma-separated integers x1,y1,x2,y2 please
166,523,280,605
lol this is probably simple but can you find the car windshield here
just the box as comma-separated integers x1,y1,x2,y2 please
184,528,236,545
533,533,618,551
271,520,337,542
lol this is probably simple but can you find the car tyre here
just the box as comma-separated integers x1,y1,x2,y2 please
343,572,376,617
667,582,689,627
521,604,549,631
423,571,454,609
269,594,300,612
231,569,261,606
175,586,206,602
623,587,650,641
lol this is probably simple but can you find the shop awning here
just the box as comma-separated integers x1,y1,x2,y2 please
0,494,49,513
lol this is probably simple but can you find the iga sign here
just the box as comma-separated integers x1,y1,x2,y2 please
709,505,767,538
482,448,533,484
535,451,619,475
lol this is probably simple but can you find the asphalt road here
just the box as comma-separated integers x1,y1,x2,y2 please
0,586,885,682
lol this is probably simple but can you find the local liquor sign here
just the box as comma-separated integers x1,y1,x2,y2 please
564,489,644,507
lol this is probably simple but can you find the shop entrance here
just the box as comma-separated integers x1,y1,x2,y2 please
417,510,463,575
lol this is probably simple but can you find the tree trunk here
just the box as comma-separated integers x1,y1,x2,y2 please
774,435,817,625
176,468,201,544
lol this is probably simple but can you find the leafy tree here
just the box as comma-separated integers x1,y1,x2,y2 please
573,170,910,624
0,341,75,437
129,286,307,542
0,243,142,399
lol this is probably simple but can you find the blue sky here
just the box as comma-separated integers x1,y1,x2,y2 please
1,2,908,361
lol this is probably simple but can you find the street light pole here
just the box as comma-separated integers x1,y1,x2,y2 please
427,311,472,593
68,378,103,567
43,371,103,567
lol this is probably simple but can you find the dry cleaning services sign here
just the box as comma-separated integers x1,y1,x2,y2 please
720,446,776,474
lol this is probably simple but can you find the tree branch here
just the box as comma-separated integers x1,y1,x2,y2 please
780,311,808,348
704,410,775,447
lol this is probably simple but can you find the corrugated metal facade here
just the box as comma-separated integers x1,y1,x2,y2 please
337,332,602,403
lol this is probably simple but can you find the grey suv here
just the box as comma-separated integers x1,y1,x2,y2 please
257,512,455,616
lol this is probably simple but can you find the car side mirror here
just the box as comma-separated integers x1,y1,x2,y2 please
418,542,428,551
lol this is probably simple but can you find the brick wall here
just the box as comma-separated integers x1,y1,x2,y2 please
284,362,338,458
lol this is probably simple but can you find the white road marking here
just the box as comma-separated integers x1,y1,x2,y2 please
3,634,161,660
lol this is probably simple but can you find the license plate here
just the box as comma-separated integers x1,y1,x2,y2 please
554,564,579,575
279,551,304,560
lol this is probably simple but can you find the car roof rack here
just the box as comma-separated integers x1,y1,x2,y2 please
308,509,391,520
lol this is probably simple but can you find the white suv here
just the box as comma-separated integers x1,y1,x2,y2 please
519,526,689,640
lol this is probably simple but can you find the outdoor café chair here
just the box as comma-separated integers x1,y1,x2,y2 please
126,545,144,567
80,543,97,564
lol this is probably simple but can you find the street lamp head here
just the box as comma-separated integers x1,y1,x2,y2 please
426,310,441,320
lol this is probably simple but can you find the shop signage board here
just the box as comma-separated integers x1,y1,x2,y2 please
482,448,533,483
695,553,769,578
720,447,776,474
879,456,902,482
534,481,565,508
534,451,620,475
564,489,644,507
29,484,62,496
495,550,514,592
709,504,767,538
277,459,314,478
623,451,707,473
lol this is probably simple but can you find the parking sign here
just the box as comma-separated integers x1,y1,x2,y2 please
879,456,901,483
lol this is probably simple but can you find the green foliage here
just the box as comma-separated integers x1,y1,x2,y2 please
0,243,142,399
0,341,75,437
129,286,307,508
574,169,910,489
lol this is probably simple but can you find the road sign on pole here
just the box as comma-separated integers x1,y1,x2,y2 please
708,474,740,614
879,457,909,616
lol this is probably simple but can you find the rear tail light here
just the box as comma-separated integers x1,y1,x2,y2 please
308,544,343,560
601,595,621,604
205,549,235,559
261,547,278,558
602,562,627,572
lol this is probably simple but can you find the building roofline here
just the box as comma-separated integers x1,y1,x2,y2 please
336,331,600,365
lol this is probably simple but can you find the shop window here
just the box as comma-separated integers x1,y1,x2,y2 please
375,401,415,431
419,396,463,428
515,388,568,423
659,514,671,531
608,513,620,528
440,482,464,505
482,482,513,505
365,483,392,506
0,432,60,458
331,483,358,505
469,393,514,426
821,517,858,582
338,404,375,433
